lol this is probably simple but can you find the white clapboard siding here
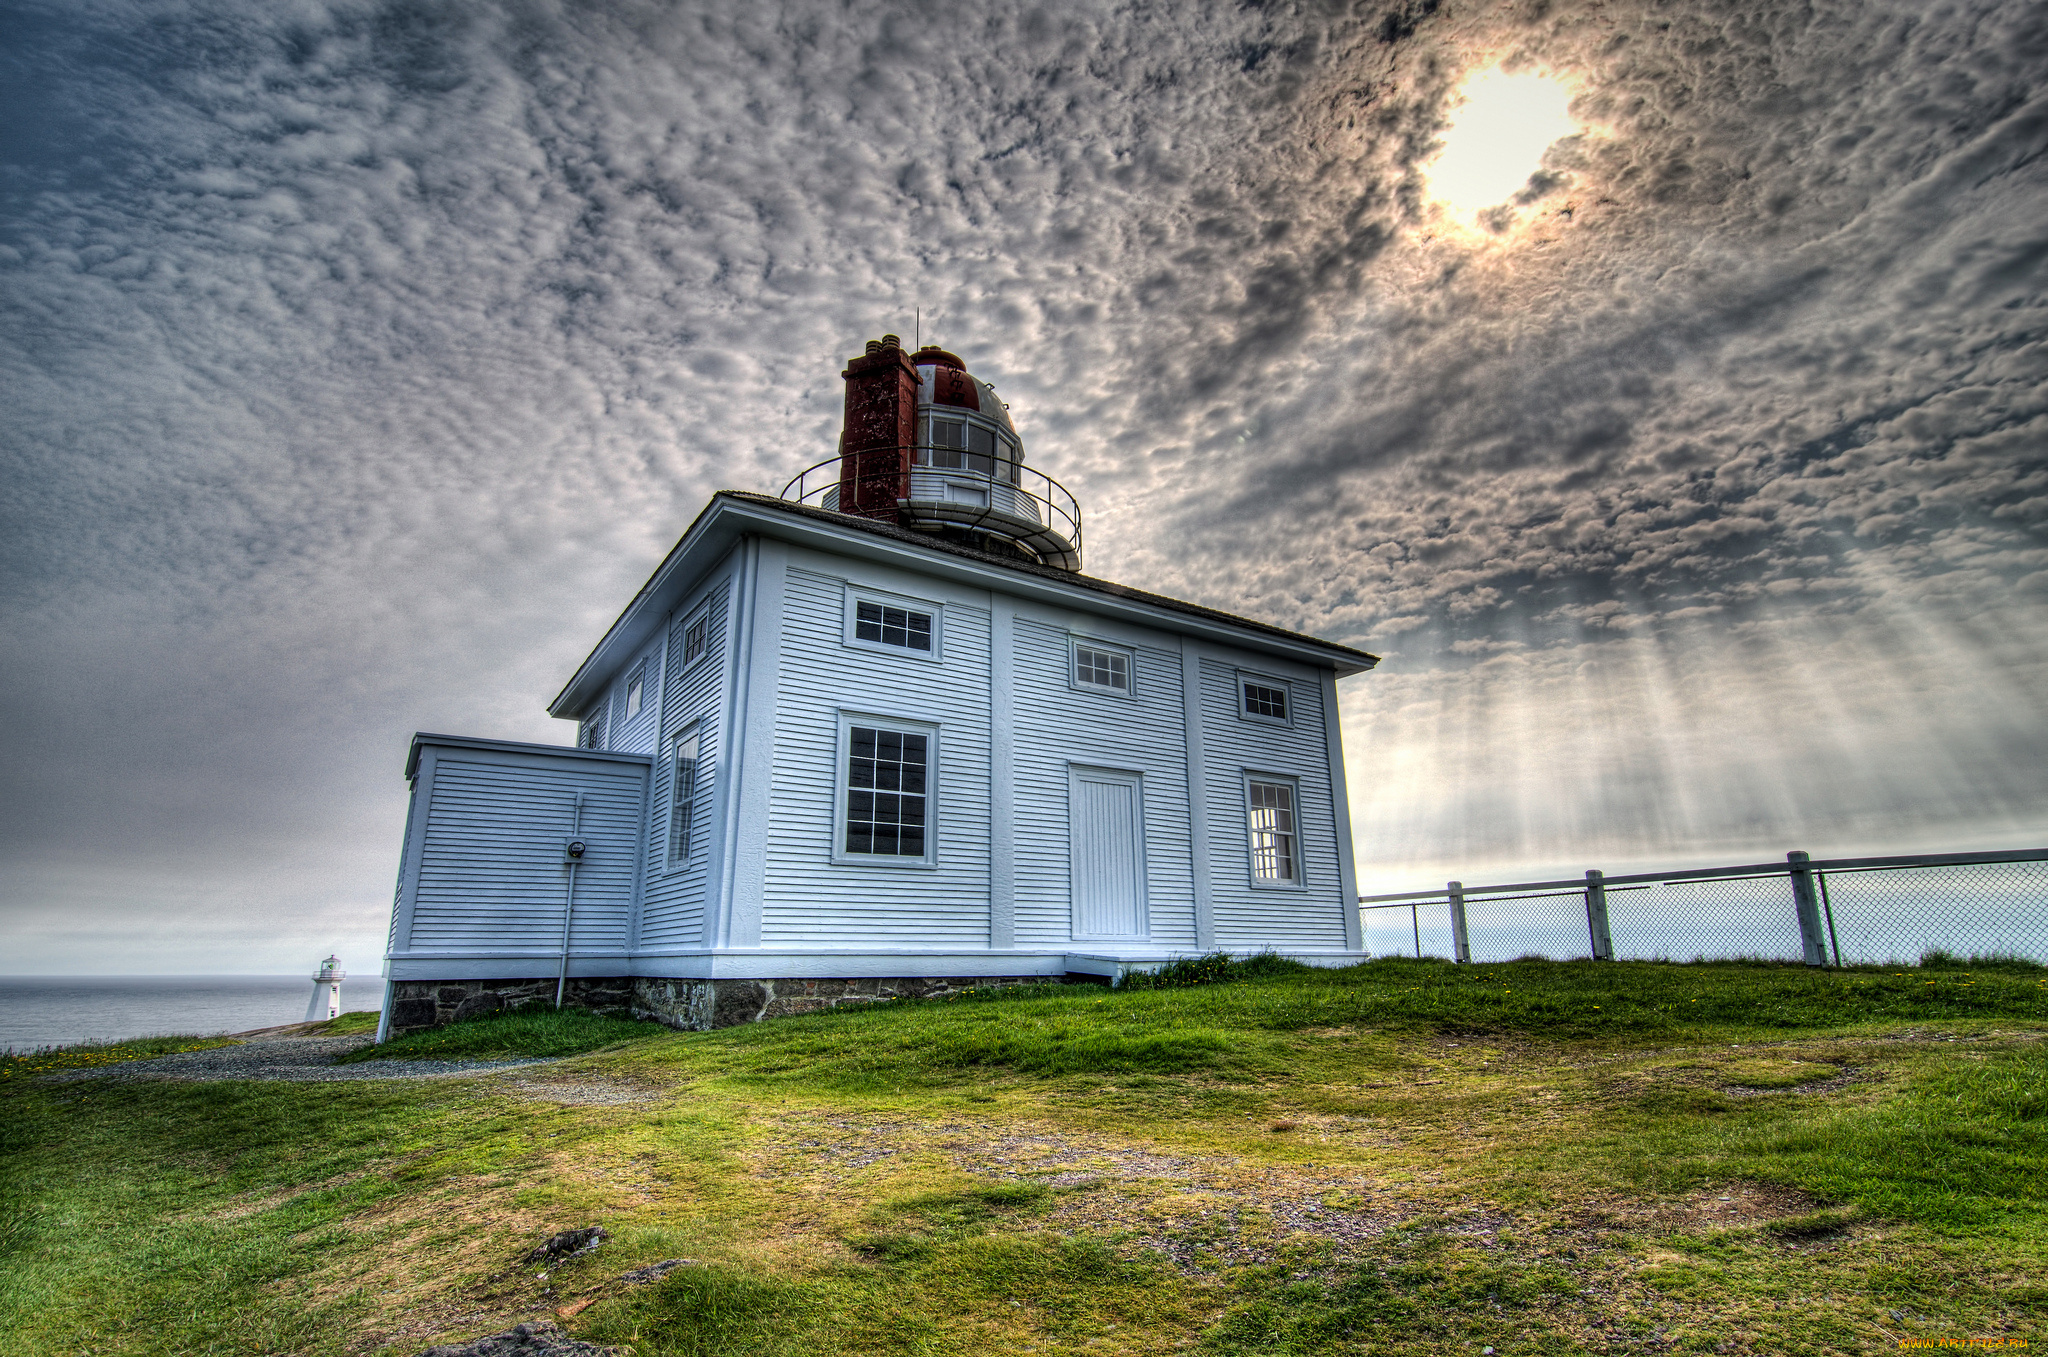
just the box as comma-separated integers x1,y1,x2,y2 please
402,752,648,956
638,578,731,950
1009,616,1198,949
599,636,666,757
1198,658,1347,948
760,565,993,945
385,788,418,958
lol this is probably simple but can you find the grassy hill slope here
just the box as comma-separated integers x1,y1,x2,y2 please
2,956,2043,1356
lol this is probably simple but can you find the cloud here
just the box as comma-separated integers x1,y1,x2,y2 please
1,0,2044,967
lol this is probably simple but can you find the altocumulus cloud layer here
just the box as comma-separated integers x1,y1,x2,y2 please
2,0,2044,970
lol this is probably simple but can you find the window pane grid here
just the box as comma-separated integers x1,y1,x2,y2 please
854,600,933,652
1243,681,1287,720
847,726,928,857
926,419,995,475
1075,645,1129,690
670,731,701,861
1248,780,1298,882
682,616,708,666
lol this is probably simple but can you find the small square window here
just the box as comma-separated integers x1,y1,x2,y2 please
1074,643,1130,692
1242,680,1287,721
854,599,933,652
1247,778,1300,884
682,613,708,667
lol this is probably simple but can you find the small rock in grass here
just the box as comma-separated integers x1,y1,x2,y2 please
524,1227,608,1264
618,1258,698,1284
416,1319,624,1356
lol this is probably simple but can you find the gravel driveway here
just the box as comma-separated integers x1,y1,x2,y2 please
42,1029,559,1084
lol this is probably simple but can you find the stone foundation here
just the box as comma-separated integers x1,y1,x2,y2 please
384,977,635,1038
385,974,1049,1038
629,975,1045,1030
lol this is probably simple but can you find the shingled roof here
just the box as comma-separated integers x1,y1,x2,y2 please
720,490,1381,670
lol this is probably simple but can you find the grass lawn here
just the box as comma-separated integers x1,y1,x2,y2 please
1,957,2043,1356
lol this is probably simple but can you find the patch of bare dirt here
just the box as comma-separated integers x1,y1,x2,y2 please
1722,1065,1869,1098
497,1076,667,1106
1571,1182,1833,1237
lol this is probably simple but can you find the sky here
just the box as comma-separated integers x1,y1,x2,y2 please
3,0,2044,974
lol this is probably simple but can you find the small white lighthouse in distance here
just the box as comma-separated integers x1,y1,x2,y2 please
305,955,344,1022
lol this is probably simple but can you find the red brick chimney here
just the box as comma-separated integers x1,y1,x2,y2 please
837,334,919,521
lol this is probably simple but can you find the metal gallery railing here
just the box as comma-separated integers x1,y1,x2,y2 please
780,452,1083,561
1358,848,2048,967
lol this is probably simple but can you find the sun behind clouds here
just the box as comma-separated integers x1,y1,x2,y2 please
1425,68,1580,225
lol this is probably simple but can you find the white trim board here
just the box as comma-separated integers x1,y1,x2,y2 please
384,948,1377,982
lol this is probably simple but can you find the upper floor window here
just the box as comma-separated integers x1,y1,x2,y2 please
681,611,709,667
1241,679,1288,722
581,711,606,750
1075,644,1129,692
624,665,646,720
1246,777,1301,884
844,586,942,661
856,600,932,651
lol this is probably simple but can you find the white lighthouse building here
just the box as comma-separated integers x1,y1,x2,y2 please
375,336,1379,1040
305,954,344,1022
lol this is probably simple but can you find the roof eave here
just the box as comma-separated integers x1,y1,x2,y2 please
548,493,1380,718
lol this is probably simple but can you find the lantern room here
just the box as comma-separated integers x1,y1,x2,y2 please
781,334,1083,570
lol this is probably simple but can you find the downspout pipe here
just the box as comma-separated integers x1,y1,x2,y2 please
557,791,585,1007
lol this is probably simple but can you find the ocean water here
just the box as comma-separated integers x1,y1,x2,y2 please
0,976,383,1052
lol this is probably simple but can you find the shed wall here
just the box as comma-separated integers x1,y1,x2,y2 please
397,747,649,961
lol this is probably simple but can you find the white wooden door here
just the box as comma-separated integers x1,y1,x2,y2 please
1069,766,1147,939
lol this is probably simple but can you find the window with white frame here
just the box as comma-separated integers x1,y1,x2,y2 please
681,611,709,668
856,600,932,651
1246,777,1301,884
624,664,646,720
1071,639,1132,694
581,711,606,750
668,727,702,864
844,588,941,659
839,720,933,862
1240,676,1288,723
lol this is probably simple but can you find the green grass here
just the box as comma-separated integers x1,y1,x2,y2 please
0,1033,239,1084
2,958,2043,1356
310,1008,383,1036
338,1005,667,1062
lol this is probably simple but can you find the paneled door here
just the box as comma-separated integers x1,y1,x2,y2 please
1069,765,1148,939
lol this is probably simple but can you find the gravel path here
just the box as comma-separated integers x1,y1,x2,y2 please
42,1030,560,1084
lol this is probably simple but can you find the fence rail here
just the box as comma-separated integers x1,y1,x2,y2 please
1358,848,2048,968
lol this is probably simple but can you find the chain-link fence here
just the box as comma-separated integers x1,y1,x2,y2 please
1359,849,2048,967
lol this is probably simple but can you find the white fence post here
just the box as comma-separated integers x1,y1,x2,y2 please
1447,880,1472,964
1584,869,1614,960
1787,850,1828,967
